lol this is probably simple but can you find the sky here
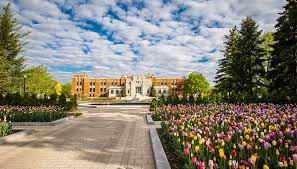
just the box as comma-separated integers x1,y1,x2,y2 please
0,0,285,84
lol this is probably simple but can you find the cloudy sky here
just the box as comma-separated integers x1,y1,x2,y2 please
0,0,285,84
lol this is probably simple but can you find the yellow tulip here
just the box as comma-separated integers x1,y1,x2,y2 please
195,146,200,151
263,164,269,169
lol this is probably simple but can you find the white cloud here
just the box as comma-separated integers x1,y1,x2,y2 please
0,0,285,84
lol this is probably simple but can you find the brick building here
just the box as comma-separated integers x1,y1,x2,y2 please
71,73,185,98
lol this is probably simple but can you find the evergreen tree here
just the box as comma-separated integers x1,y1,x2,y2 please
269,0,297,101
0,48,10,93
215,26,238,102
0,3,29,92
233,17,266,102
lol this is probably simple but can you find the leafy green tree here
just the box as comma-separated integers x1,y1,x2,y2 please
21,66,57,95
0,3,29,92
269,0,297,101
61,82,72,98
184,72,210,96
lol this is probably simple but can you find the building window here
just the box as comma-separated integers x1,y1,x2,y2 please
104,81,106,85
90,94,92,97
90,82,92,86
93,88,95,92
93,82,95,85
127,90,130,94
158,90,161,94
104,88,106,92
76,81,78,86
111,90,114,94
172,80,174,85
116,90,119,94
100,81,103,85
100,88,103,92
90,88,92,92
115,81,117,85
80,81,82,86
76,88,78,91
163,90,166,94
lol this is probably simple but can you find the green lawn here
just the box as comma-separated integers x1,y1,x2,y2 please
78,97,127,103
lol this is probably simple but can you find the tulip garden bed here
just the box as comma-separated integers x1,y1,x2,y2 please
153,104,297,169
0,106,67,122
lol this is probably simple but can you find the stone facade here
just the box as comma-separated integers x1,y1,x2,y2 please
71,73,185,98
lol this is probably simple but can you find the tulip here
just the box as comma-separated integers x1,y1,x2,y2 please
184,148,190,155
208,160,214,169
263,164,269,169
231,149,237,157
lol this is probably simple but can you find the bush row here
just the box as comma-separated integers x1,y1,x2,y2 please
0,93,78,111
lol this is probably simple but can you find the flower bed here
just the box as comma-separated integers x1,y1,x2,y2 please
0,106,66,122
154,104,297,169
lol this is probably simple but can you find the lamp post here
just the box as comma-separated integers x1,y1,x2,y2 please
24,75,27,95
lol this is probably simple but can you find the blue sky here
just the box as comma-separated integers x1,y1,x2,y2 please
0,0,285,84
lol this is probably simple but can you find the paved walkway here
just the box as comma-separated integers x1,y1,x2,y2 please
0,105,155,169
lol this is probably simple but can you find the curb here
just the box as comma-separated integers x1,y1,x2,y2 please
149,128,171,169
147,114,161,125
0,129,34,145
12,116,74,126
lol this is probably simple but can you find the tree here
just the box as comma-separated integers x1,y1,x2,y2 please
21,66,57,95
269,0,297,101
258,32,275,100
215,26,239,102
55,83,62,96
0,3,29,92
184,72,210,96
61,82,72,98
0,48,10,93
232,17,266,102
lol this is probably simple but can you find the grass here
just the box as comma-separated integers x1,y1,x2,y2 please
78,97,127,103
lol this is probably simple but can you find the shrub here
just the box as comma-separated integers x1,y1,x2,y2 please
0,122,12,137
58,94,66,108
150,98,158,111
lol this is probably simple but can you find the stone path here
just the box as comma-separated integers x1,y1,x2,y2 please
0,105,155,169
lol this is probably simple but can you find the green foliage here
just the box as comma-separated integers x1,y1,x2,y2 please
0,122,12,137
0,93,77,111
21,66,57,95
0,111,66,122
150,98,158,111
74,112,82,118
184,72,210,96
49,94,58,105
188,95,195,104
61,82,71,98
0,3,29,93
58,93,66,108
269,0,297,101
67,94,78,111
215,17,267,103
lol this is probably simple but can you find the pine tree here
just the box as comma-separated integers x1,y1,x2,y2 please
215,26,238,102
0,3,29,92
269,0,297,101
233,17,266,102
0,47,10,93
